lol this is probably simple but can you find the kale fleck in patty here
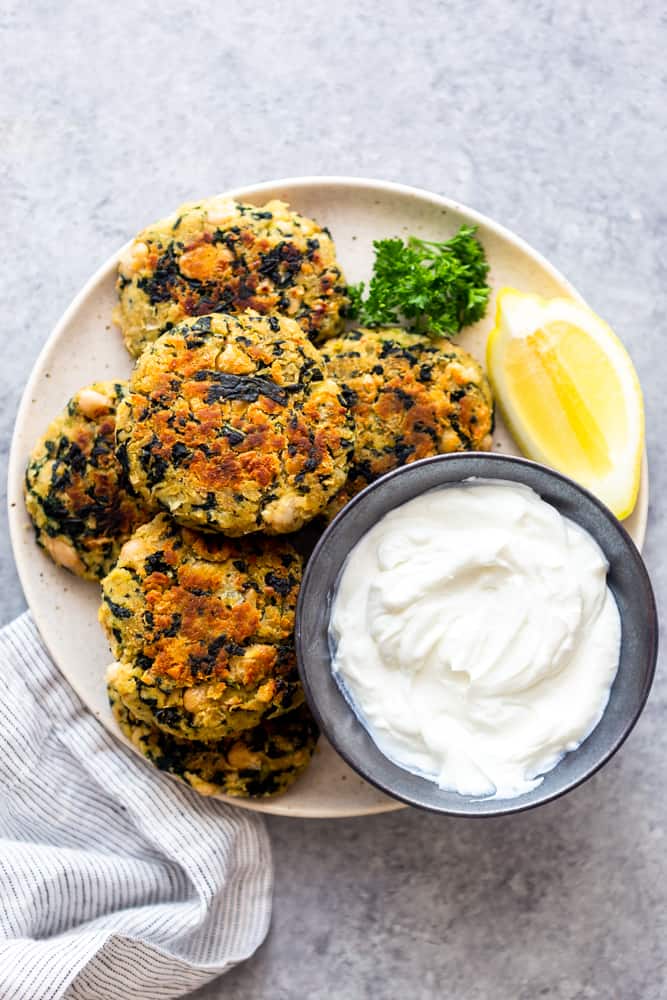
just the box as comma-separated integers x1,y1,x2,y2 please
24,381,151,580
116,312,354,535
114,196,350,357
321,327,494,515
100,513,304,741
109,682,318,799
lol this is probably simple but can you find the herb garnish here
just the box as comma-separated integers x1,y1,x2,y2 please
347,225,490,337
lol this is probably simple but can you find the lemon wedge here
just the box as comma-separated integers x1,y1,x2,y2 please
486,288,644,519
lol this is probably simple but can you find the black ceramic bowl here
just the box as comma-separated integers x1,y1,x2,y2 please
295,453,658,816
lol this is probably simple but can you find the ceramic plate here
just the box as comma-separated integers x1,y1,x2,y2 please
8,177,648,818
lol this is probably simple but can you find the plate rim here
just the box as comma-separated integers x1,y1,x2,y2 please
7,175,649,818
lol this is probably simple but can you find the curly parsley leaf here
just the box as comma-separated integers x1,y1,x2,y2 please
346,225,490,337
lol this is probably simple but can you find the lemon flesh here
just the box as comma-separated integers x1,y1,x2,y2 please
487,289,644,519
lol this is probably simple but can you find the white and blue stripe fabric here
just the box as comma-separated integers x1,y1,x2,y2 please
0,613,272,1000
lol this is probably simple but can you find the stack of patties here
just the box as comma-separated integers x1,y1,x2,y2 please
25,196,354,798
102,515,319,798
101,306,354,797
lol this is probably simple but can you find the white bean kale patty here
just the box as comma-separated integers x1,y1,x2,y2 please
114,196,350,357
100,514,304,742
115,312,354,536
109,680,318,799
25,381,151,580
321,327,494,515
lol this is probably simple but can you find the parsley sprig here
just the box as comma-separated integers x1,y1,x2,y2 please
347,225,490,337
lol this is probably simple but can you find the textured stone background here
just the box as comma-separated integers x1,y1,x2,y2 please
2,1,665,997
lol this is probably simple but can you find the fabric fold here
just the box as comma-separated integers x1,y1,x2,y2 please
0,613,272,1000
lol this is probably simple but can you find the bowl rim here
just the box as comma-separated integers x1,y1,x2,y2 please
295,452,658,816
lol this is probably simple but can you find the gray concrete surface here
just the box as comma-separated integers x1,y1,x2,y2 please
2,1,666,997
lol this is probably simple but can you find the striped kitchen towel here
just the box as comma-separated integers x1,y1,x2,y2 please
0,613,273,1000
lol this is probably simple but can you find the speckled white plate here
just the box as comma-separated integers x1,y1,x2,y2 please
8,177,648,818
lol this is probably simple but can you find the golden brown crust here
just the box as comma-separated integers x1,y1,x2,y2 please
321,327,494,515
24,381,152,580
116,312,354,535
100,514,304,739
114,197,350,357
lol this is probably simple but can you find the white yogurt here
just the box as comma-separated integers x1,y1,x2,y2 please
330,479,621,799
